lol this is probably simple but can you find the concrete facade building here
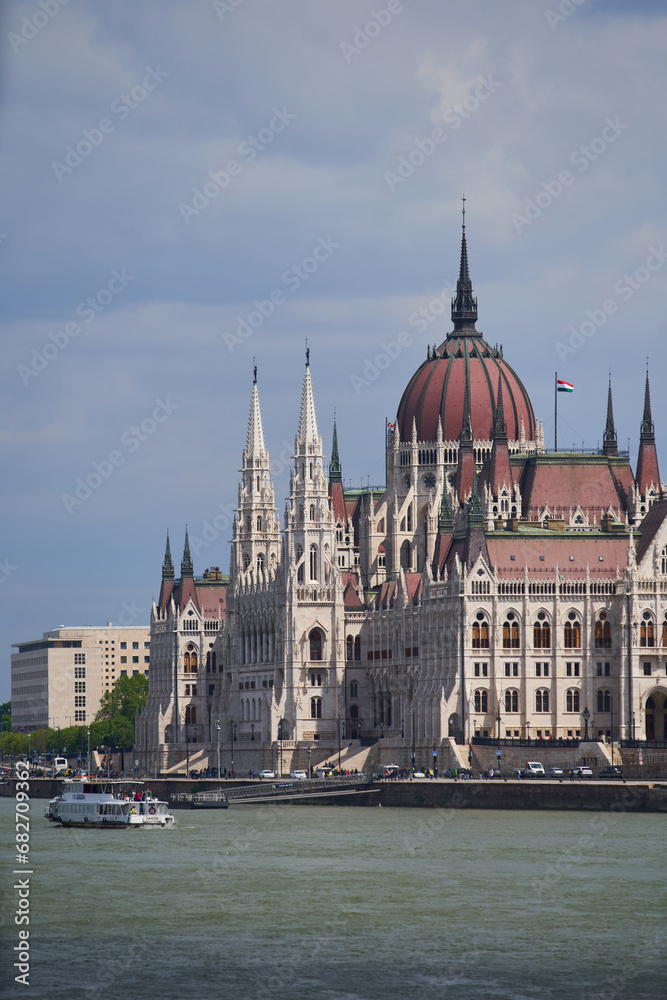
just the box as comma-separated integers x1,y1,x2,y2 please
137,224,667,775
11,625,151,731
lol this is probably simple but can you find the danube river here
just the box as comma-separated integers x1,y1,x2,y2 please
2,798,664,999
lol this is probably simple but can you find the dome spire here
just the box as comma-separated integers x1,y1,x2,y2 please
181,526,194,578
162,530,174,581
451,195,478,333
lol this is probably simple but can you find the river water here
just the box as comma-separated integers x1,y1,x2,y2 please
2,798,664,999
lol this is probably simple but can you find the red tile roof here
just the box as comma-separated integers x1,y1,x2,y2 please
519,455,629,519
486,534,628,578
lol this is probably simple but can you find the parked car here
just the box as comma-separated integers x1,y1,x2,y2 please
570,766,593,778
412,771,426,778
545,767,564,778
522,761,545,777
258,769,275,779
290,770,308,780
598,765,623,779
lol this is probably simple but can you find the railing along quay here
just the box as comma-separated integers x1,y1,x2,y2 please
169,774,372,805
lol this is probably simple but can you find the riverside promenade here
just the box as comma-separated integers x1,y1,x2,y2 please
6,775,667,811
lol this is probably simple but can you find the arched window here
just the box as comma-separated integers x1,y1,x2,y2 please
407,504,413,532
472,615,490,649
535,689,549,712
505,690,519,713
244,554,251,570
309,545,318,581
354,635,361,660
256,516,262,532
597,689,611,713
350,704,359,719
297,545,304,584
350,681,358,698
246,517,251,533
640,612,655,647
564,617,581,648
185,706,197,725
346,636,353,661
533,621,550,648
309,628,323,661
662,545,667,574
566,688,580,713
663,618,667,647
502,617,520,649
400,540,411,571
310,504,315,521
183,652,191,673
257,553,264,575
310,697,322,719
595,614,611,649
474,690,488,713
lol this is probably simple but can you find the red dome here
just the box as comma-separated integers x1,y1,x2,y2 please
396,333,536,444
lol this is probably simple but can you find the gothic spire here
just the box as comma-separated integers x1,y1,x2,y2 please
162,531,174,581
469,466,484,525
329,416,342,484
460,367,473,446
438,482,453,532
297,352,320,448
181,527,194,577
245,368,266,460
641,369,654,440
451,196,478,332
603,375,618,456
493,372,507,442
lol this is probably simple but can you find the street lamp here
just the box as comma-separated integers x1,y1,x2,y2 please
231,721,237,778
216,720,221,780
337,713,341,770
496,695,502,772
609,695,614,765
411,710,416,775
380,719,384,739
582,706,590,741
306,743,312,778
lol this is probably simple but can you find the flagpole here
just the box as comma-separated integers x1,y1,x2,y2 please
554,371,558,452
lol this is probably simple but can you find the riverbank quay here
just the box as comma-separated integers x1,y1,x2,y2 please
5,776,667,811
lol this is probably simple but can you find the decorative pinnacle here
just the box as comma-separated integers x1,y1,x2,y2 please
162,530,174,581
641,369,654,439
603,375,618,456
181,526,193,577
494,372,507,442
329,416,342,484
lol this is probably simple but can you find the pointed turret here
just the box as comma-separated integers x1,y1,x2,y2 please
181,527,194,577
489,373,513,493
329,417,342,485
455,368,475,498
162,531,174,581
451,196,478,332
636,370,661,496
297,349,320,450
603,376,618,457
245,364,266,462
469,467,484,527
438,482,453,532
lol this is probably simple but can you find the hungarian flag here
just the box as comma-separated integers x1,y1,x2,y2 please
557,379,574,393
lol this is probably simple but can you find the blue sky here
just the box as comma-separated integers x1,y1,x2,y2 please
2,0,667,700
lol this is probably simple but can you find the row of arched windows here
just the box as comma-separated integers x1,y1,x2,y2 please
471,613,613,650
473,688,590,715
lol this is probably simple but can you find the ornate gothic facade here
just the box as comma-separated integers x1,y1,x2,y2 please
137,227,667,774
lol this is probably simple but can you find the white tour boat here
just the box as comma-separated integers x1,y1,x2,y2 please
45,779,175,828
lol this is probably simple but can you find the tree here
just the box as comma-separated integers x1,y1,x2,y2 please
95,674,149,723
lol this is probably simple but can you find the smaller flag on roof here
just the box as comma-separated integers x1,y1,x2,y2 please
557,379,574,393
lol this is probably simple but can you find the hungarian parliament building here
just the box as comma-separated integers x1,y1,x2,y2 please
137,225,667,774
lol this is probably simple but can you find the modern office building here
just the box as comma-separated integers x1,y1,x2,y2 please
11,625,151,731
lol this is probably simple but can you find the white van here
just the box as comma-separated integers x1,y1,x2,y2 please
523,761,545,776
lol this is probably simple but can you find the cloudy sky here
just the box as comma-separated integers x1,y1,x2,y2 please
2,0,667,701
